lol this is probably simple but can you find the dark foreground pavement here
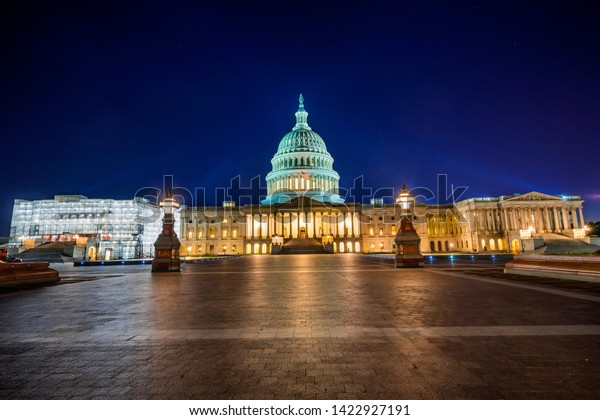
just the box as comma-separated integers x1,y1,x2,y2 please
1,254,599,399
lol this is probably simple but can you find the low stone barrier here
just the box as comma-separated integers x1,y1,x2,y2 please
504,254,600,282
0,262,60,289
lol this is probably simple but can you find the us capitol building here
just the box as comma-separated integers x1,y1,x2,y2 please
8,96,590,260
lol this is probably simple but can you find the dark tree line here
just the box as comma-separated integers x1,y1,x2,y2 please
587,221,600,236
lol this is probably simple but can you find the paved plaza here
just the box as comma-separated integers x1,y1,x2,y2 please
1,254,599,399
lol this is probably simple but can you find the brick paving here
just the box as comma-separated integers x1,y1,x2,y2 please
0,254,599,399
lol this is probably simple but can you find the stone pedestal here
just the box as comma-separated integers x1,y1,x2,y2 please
0,262,60,289
394,217,424,268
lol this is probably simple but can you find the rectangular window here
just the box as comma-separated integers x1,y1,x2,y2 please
222,229,228,238
232,229,237,238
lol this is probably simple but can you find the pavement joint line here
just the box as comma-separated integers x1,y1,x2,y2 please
179,268,406,275
429,268,600,303
3,324,600,344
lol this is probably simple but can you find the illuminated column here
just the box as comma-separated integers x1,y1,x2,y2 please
307,212,314,238
274,213,280,235
571,208,579,229
283,213,290,238
315,212,322,237
299,212,305,236
578,207,585,229
552,208,560,231
268,214,275,237
338,213,345,237
332,212,338,236
353,212,360,237
543,207,551,232
483,210,489,232
561,208,570,230
503,208,509,231
480,210,486,231
290,212,297,238
517,208,523,229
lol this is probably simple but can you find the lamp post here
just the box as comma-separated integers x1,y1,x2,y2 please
152,191,181,272
394,185,424,268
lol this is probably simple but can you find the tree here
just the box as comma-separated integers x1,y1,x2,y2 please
586,221,600,236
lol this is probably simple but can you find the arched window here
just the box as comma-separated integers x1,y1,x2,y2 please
437,241,442,251
430,241,435,252
253,243,260,254
339,242,345,253
481,239,486,251
261,243,267,254
355,242,360,252
347,242,353,252
489,239,496,251
445,240,449,251
497,238,504,251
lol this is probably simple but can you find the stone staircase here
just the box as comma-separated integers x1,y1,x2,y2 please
16,242,75,263
281,237,326,254
540,233,599,254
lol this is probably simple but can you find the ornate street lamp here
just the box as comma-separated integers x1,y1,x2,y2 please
152,191,181,272
394,185,424,268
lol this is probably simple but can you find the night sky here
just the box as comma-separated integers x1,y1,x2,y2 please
2,1,599,236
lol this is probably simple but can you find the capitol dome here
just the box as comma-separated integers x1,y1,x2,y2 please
262,95,343,205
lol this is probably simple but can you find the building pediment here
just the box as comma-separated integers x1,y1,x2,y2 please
503,191,561,202
261,195,348,213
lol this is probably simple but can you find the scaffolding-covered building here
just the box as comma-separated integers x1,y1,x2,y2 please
8,195,165,260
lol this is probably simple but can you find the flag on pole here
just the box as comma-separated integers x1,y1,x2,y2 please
300,171,310,180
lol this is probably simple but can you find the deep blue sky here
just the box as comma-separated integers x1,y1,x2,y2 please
2,0,599,236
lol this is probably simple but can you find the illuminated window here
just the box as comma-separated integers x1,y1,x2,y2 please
187,231,192,239
232,229,237,238
197,245,202,253
222,229,228,238
369,227,374,236
232,244,237,253
379,228,383,236
223,218,228,223
391,225,397,235
209,227,216,238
